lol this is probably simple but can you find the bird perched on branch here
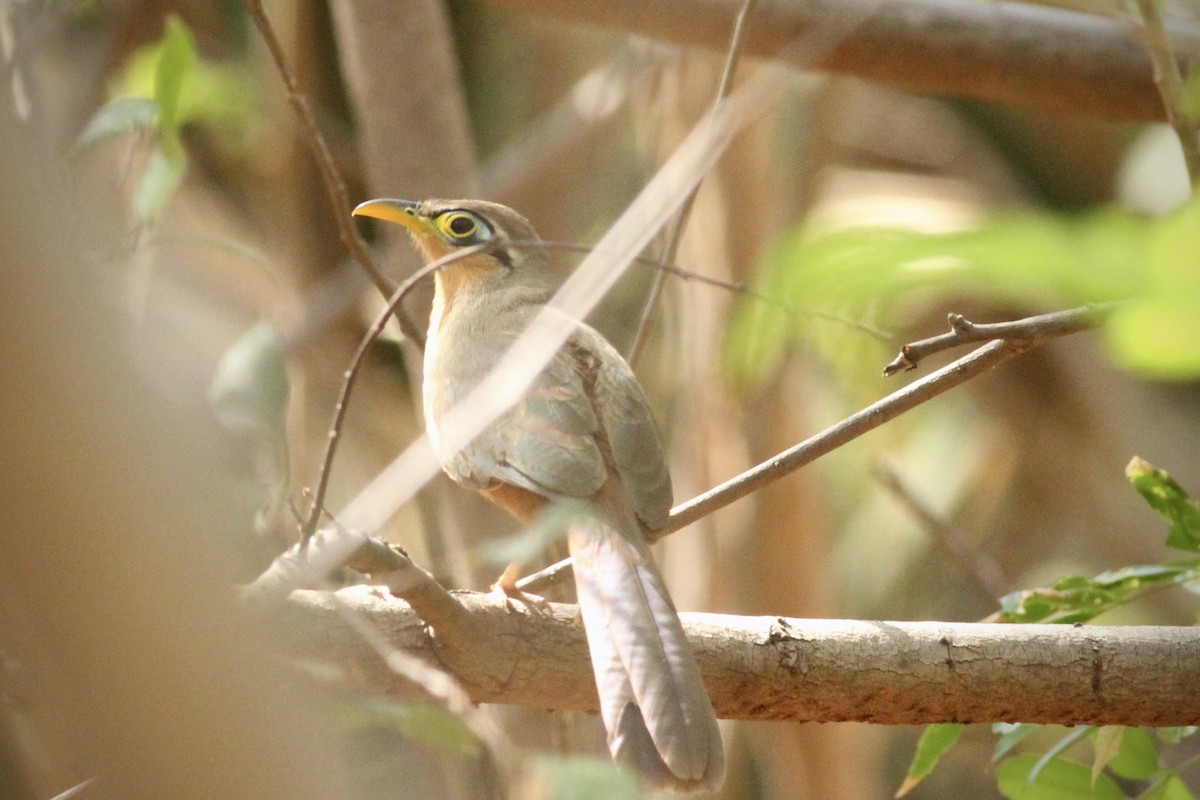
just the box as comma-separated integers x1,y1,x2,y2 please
353,198,724,792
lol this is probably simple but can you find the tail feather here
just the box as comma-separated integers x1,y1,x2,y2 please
568,516,724,792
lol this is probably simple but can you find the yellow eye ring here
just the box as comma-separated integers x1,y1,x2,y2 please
436,211,480,240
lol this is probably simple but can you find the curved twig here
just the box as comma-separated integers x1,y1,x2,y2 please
300,244,490,540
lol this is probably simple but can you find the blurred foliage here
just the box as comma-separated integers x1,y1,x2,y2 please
725,191,1200,386
74,15,257,223
341,699,481,757
534,755,642,800
207,319,289,440
901,460,1200,797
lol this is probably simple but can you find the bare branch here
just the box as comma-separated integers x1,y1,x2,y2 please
519,333,1054,593
288,588,1200,727
873,460,1009,603
882,304,1112,377
1136,0,1200,185
482,0,1199,122
246,0,427,346
628,0,759,366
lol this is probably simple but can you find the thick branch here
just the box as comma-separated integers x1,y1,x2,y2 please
287,588,1200,727
483,0,1200,121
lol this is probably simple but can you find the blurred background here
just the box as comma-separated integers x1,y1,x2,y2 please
2,1,1199,798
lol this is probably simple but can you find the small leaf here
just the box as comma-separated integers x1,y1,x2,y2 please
1144,774,1198,800
896,723,965,797
1106,726,1158,780
154,15,197,136
993,723,1037,763
207,321,290,437
134,143,186,223
1028,727,1092,786
996,754,1125,800
74,97,158,151
537,755,642,800
1091,726,1123,785
1127,457,1200,552
1092,564,1190,587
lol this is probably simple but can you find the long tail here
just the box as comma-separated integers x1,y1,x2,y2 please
568,513,724,792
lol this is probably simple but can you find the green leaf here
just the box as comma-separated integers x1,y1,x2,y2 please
207,321,290,438
996,557,1200,624
1126,457,1200,552
1144,774,1197,800
1106,298,1200,380
1106,727,1158,780
1091,564,1192,587
74,97,159,151
134,143,186,223
996,754,1125,800
537,755,642,800
1179,65,1200,123
724,208,1147,388
993,723,1037,763
896,723,965,797
1028,727,1092,786
1091,726,1123,785
154,15,197,137
342,699,479,756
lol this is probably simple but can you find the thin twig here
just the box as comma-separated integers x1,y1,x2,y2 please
518,238,890,340
873,460,1008,603
882,304,1113,377
246,0,427,346
627,0,759,366
1136,0,1200,186
517,330,1067,594
300,244,489,540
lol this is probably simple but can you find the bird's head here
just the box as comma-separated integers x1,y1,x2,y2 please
352,198,552,297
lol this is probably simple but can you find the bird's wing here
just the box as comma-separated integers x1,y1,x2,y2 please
570,326,673,531
476,342,608,501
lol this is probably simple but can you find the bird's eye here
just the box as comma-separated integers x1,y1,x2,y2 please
436,211,484,241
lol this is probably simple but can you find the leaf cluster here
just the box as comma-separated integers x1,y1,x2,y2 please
726,196,1200,384
900,459,1200,798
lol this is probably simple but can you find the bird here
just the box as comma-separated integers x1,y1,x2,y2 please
352,197,724,792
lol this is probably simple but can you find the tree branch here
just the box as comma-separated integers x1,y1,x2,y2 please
287,588,1200,727
519,333,1052,593
628,0,758,366
873,460,1008,602
882,305,1111,377
1136,0,1200,185
482,0,1200,122
246,0,427,346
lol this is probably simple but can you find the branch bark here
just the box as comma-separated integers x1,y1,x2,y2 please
482,0,1200,122
287,588,1200,727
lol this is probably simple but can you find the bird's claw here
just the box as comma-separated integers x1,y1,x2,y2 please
490,562,551,614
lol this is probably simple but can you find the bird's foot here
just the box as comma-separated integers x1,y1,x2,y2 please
490,562,551,614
